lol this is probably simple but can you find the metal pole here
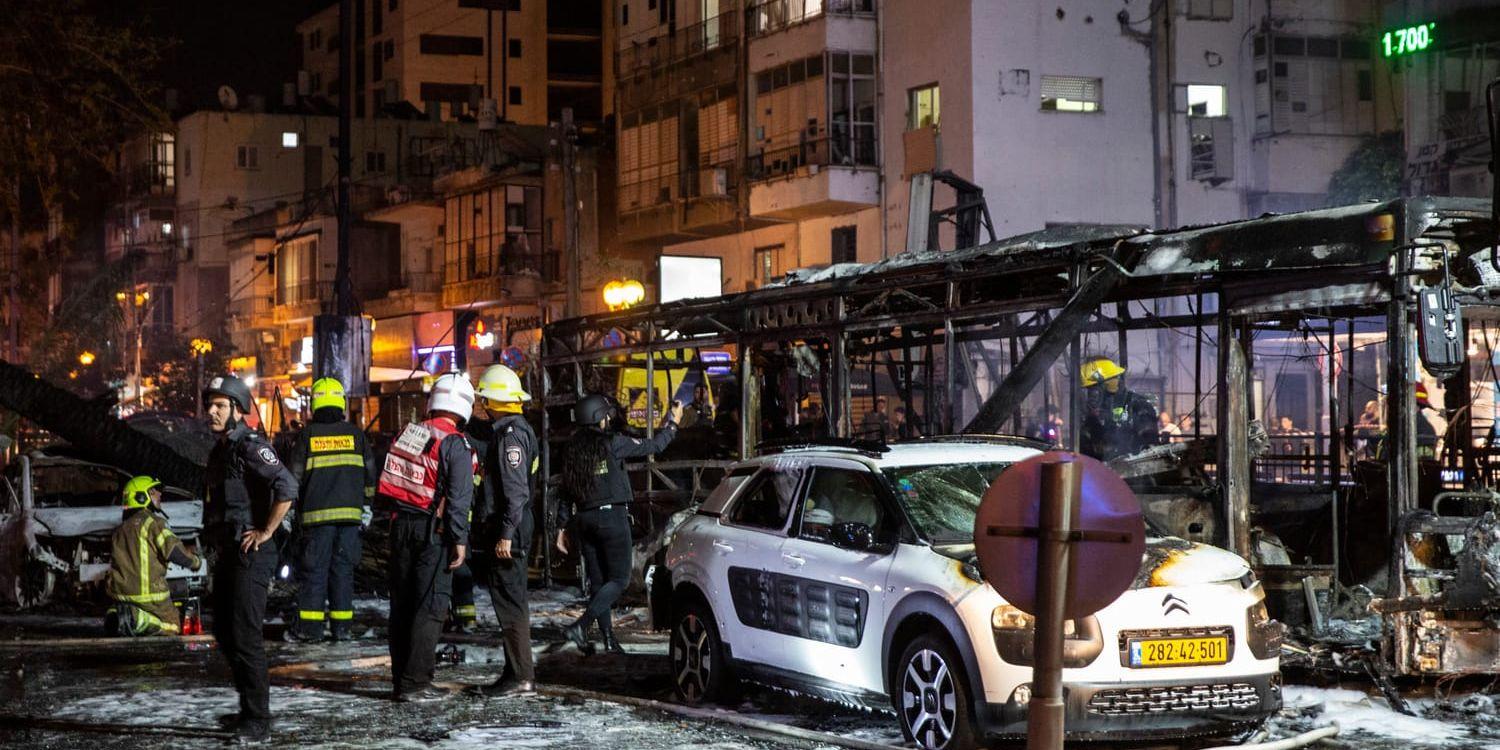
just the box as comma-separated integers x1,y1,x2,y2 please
1027,458,1078,750
195,352,204,418
563,108,581,317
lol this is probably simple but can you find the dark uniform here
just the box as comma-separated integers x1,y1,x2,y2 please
206,422,298,726
1080,388,1159,461
559,421,677,645
478,413,539,683
288,408,377,640
384,423,475,697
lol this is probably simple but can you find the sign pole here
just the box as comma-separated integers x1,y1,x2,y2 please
1027,457,1077,750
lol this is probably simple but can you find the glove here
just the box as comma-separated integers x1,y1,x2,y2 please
360,506,373,529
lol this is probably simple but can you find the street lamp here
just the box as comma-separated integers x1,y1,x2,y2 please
191,337,213,417
78,351,96,366
602,279,646,311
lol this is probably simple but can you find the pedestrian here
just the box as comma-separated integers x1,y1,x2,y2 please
680,384,713,429
471,364,540,696
376,373,476,702
1159,410,1181,439
202,375,298,740
106,476,202,636
285,377,376,643
892,405,920,439
554,393,681,654
1078,356,1158,461
860,396,889,439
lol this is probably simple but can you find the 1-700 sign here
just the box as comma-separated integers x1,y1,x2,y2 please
1382,22,1436,57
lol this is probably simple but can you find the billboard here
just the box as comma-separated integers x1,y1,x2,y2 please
659,255,723,304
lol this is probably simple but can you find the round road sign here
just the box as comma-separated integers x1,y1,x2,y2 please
973,451,1145,620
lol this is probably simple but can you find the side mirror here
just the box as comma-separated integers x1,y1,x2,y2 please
830,522,875,551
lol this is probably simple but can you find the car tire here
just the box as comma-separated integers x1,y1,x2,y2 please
669,598,736,705
894,633,980,750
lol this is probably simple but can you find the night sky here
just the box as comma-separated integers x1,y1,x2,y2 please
114,0,333,111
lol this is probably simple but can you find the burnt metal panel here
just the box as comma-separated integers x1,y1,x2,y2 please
727,566,868,648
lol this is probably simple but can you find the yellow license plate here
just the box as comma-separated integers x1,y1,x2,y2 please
1128,636,1229,667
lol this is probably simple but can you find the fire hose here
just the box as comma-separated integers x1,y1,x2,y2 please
1200,724,1340,750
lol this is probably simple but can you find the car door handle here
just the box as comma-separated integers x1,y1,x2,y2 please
712,540,734,553
782,552,805,568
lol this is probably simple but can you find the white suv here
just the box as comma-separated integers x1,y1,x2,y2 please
654,438,1281,749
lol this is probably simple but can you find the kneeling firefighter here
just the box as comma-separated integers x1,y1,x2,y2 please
286,377,376,643
106,476,203,636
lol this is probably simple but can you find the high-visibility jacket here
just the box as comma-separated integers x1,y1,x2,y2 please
107,507,199,627
291,413,376,527
378,417,476,514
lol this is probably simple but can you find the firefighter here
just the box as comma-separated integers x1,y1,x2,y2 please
555,393,681,654
377,373,476,702
203,375,298,740
106,476,202,636
1078,356,1159,461
472,364,539,696
285,377,376,643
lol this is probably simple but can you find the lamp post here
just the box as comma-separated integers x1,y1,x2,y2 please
116,288,152,409
191,337,213,417
602,279,646,311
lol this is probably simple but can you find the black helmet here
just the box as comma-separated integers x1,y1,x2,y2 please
203,375,254,414
573,393,613,426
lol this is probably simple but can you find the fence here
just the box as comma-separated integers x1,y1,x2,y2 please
746,131,877,182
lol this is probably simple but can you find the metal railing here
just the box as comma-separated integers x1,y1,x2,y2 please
618,162,740,213
617,10,739,78
749,0,875,37
399,272,440,294
277,281,333,307
746,131,877,182
1253,433,1349,486
228,296,273,319
443,252,561,286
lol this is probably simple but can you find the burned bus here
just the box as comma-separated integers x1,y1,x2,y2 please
541,196,1499,676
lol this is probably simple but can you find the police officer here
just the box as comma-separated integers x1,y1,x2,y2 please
203,375,298,740
1078,356,1159,461
376,373,476,702
106,476,202,636
472,365,539,696
285,378,376,643
555,393,681,654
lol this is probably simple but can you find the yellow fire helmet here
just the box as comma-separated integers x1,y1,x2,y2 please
1080,357,1125,388
476,364,531,404
310,377,347,412
122,476,163,509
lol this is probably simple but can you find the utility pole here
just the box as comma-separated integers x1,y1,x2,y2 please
335,0,354,317
1148,0,1177,230
8,177,20,361
563,108,581,317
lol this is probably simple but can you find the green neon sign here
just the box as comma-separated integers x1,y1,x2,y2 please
1382,22,1436,57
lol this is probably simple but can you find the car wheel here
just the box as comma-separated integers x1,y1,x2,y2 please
670,598,735,705
895,633,979,750
13,558,56,609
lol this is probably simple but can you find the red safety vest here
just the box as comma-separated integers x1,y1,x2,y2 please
377,417,473,512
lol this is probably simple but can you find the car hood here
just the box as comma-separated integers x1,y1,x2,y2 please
933,536,1249,589
29,500,204,539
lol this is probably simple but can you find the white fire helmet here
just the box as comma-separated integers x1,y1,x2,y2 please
428,373,476,422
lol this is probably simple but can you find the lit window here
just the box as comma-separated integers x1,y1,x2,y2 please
907,84,939,130
1040,75,1102,112
282,131,299,148
1186,84,1226,117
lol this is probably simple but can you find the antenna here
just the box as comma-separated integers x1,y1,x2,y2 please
217,85,240,111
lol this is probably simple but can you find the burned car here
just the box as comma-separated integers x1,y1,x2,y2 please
0,452,207,609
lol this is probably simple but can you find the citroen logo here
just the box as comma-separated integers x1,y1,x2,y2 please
1162,594,1190,616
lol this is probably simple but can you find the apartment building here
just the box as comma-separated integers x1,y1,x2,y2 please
296,0,611,125
1389,0,1500,198
613,0,1394,296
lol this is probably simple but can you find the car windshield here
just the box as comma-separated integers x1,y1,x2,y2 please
882,462,1010,543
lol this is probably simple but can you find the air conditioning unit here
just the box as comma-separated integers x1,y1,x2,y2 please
700,167,728,196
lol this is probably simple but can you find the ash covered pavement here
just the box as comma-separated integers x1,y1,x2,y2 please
0,590,1498,749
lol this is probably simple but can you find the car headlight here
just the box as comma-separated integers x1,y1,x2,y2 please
991,605,1102,667
1246,598,1282,660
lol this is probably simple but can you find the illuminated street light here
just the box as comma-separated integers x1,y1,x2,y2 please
190,338,214,356
602,279,646,311
78,351,96,366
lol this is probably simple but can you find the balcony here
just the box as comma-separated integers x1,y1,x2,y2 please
273,281,333,324
227,295,275,329
364,272,442,319
748,0,875,37
748,133,879,220
617,10,739,80
440,253,561,309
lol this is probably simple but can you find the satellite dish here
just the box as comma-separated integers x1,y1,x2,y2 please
218,85,240,111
